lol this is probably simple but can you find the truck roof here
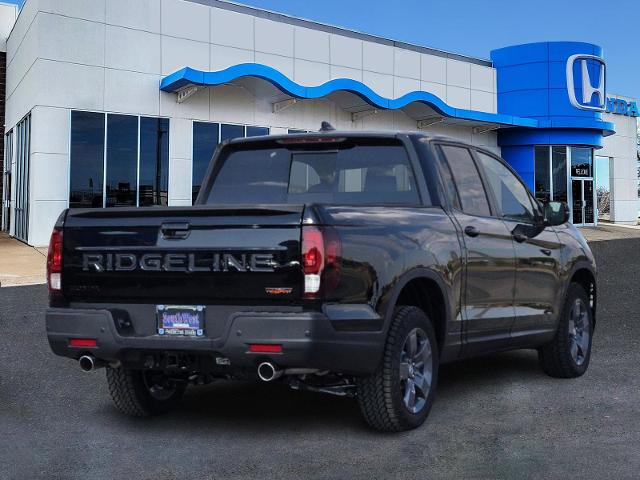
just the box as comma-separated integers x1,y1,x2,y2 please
223,129,457,147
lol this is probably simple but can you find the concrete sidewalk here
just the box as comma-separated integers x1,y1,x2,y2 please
580,223,640,242
0,232,46,287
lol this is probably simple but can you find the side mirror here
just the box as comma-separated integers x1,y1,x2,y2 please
543,201,570,226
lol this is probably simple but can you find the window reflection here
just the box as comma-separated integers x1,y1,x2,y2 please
69,111,104,208
106,115,138,207
139,117,169,206
570,147,593,178
552,146,567,202
534,146,550,202
221,124,244,142
246,126,269,137
192,122,219,204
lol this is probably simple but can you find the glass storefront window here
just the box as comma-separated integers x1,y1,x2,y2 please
534,146,550,202
570,147,593,178
106,114,138,207
70,111,170,208
246,126,269,137
552,146,567,203
221,124,244,143
70,111,105,208
192,123,270,204
192,122,220,203
534,145,567,203
139,117,169,207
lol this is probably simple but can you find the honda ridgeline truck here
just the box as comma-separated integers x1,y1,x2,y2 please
45,126,596,432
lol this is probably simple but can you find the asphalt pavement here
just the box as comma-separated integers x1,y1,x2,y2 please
1,239,639,479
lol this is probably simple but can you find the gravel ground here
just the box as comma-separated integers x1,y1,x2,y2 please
1,239,639,479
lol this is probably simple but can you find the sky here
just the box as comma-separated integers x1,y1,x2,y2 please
230,0,639,98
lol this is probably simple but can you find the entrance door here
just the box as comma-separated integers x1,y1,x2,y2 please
571,179,595,225
1,131,11,232
14,115,30,242
569,147,595,226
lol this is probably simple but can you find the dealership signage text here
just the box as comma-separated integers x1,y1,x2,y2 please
606,97,639,117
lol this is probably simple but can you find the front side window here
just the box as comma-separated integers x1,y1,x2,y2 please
476,151,536,223
439,145,490,216
205,140,421,206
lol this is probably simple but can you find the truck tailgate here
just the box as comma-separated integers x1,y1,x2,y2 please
61,205,303,304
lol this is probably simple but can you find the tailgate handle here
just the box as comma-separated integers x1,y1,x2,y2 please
161,222,191,240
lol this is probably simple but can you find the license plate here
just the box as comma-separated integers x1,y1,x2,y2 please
157,305,204,337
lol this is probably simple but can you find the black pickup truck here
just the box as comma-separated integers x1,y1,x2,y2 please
45,128,596,431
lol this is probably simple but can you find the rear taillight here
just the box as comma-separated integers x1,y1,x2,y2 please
277,136,347,145
47,228,63,293
69,338,97,348
302,226,341,299
248,344,283,353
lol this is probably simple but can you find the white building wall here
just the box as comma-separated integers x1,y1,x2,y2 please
5,0,502,245
0,2,18,51
599,95,638,225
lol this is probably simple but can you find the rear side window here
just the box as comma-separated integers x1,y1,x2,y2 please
439,145,491,216
205,140,422,205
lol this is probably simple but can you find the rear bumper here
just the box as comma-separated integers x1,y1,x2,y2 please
45,305,385,375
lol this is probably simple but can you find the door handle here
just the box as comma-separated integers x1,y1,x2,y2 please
540,248,552,256
464,226,479,237
512,232,528,243
161,222,190,240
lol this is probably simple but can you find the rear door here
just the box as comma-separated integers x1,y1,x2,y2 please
436,144,516,351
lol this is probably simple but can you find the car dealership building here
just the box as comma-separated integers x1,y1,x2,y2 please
0,0,638,246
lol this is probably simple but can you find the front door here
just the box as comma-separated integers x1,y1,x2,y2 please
502,219,563,338
474,150,563,342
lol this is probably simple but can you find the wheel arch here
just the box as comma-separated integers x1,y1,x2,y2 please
569,265,597,326
383,268,451,355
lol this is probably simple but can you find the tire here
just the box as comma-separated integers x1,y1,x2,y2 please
539,283,593,378
106,367,186,417
357,306,439,432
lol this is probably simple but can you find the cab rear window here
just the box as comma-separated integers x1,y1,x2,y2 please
204,140,422,205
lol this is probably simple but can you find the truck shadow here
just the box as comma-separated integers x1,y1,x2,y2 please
150,349,544,431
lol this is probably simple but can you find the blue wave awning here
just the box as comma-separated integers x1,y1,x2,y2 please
160,63,614,135
160,63,539,129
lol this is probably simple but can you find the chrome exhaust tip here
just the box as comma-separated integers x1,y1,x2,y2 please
79,355,106,372
257,362,283,382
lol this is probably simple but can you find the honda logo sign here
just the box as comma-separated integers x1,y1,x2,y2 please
566,54,606,112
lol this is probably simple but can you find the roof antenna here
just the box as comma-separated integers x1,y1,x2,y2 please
319,121,335,132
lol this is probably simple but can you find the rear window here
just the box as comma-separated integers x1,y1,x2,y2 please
204,140,422,205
